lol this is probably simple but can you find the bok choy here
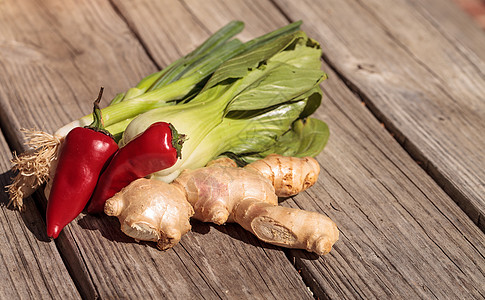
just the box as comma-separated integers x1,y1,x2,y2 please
121,30,329,182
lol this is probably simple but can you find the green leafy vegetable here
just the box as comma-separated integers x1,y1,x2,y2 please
235,117,330,165
122,30,327,182
54,21,330,183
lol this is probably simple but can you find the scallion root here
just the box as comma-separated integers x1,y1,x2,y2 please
6,129,62,210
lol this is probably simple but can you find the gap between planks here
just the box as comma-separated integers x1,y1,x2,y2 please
0,1,317,298
107,0,162,71
269,0,485,233
0,121,97,298
102,0,328,297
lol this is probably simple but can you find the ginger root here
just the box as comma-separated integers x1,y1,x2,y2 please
107,154,338,255
173,164,277,225
104,178,194,250
245,154,321,197
233,200,338,255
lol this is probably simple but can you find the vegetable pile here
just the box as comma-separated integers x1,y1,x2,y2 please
7,21,338,254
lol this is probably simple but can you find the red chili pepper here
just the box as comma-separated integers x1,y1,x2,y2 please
87,122,184,214
46,88,118,239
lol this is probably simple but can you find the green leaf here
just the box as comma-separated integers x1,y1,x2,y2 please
270,36,323,68
298,85,323,118
145,21,245,92
228,63,324,111
222,100,307,155
186,21,244,59
108,92,126,105
223,31,324,111
204,31,304,90
243,21,302,51
282,117,330,157
180,39,244,80
239,117,329,164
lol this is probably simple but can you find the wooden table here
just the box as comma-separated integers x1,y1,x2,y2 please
1,0,484,299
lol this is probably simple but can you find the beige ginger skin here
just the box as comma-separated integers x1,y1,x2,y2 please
105,154,339,255
105,179,194,250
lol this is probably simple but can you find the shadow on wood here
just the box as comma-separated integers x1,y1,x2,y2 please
0,170,50,243
76,213,145,246
194,218,321,260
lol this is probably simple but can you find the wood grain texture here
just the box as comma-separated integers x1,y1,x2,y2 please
73,215,313,299
0,0,157,298
1,0,484,299
0,0,313,298
0,0,155,141
0,134,80,298
181,0,485,298
287,62,485,299
272,0,485,231
110,0,210,68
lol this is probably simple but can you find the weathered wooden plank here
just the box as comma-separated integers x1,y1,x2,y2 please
272,0,485,231
0,0,156,298
181,0,485,299
3,0,484,299
417,0,485,61
0,0,155,135
110,0,210,68
0,0,314,298
0,133,80,298
175,0,290,41
287,62,485,299
75,215,312,299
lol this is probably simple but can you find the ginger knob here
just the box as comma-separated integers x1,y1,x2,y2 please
105,178,194,250
245,154,320,197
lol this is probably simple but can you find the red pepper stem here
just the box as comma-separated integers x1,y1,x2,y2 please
169,123,186,159
86,87,114,139
88,87,106,131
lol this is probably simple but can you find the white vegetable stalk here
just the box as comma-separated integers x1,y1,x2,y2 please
121,81,243,182
54,77,195,137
